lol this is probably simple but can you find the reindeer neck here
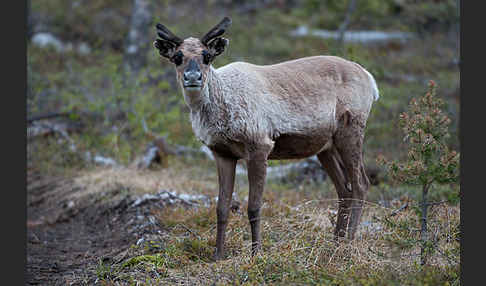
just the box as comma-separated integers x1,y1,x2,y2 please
189,66,231,137
206,66,227,107
190,66,226,113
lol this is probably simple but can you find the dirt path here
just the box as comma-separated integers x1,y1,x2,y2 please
26,171,163,285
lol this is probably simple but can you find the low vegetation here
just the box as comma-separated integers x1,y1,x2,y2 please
91,180,459,285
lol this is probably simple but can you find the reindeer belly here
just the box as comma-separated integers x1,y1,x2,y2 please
208,140,247,159
267,104,337,160
269,133,333,160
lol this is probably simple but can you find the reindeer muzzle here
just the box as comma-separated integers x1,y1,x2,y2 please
183,59,202,88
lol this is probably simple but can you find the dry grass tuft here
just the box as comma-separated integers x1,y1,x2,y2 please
114,197,459,285
70,160,220,202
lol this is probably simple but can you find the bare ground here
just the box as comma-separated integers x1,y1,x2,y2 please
26,170,166,285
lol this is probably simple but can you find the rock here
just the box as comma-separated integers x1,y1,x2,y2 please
77,42,91,55
63,201,75,209
131,194,160,208
31,32,91,55
31,33,65,52
265,156,327,184
93,155,119,167
130,190,211,208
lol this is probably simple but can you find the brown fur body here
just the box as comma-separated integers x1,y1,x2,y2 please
205,55,376,161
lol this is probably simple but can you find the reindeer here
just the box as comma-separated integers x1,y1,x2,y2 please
153,17,379,260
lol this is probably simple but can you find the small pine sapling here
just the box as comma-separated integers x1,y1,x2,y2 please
378,80,459,266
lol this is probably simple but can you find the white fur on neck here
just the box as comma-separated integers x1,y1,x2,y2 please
187,66,224,146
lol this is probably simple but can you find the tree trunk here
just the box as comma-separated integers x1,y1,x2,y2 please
338,0,358,47
124,0,153,75
455,0,460,66
27,0,33,41
420,183,430,266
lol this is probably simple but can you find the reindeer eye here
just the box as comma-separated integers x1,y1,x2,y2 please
202,50,212,65
171,51,183,66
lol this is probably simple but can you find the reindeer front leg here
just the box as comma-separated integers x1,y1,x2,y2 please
247,144,272,256
213,152,237,260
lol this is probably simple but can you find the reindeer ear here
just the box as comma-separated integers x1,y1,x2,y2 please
207,37,229,58
153,39,177,59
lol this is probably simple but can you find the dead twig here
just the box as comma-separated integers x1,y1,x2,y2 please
389,202,409,217
426,200,449,207
178,224,201,240
27,112,71,123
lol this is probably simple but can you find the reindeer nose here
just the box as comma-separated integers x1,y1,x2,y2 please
183,70,202,82
183,59,203,88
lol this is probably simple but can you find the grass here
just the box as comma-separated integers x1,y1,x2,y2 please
110,198,459,285
81,160,459,285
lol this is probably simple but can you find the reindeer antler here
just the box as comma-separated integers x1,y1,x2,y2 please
201,17,232,46
155,23,183,46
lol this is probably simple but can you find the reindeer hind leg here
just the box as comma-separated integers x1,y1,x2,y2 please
333,119,369,240
317,147,352,240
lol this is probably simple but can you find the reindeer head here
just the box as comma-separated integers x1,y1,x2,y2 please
153,17,231,98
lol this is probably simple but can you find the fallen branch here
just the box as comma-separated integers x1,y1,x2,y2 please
27,121,81,140
28,121,78,152
178,224,202,240
136,118,215,169
426,200,449,207
27,110,103,124
389,202,409,217
27,112,71,124
265,156,326,183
